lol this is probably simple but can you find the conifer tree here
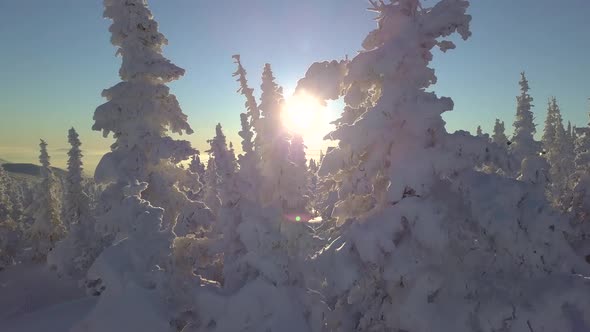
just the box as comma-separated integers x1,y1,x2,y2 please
542,98,571,207
188,151,206,182
27,140,64,261
492,119,509,147
571,108,590,222
509,72,548,182
297,1,589,330
289,134,311,211
48,128,104,278
233,54,260,152
0,165,21,268
79,2,213,330
233,56,260,196
92,0,211,235
203,157,221,216
510,72,541,161
476,125,483,137
64,128,86,228
207,124,239,206
257,64,302,209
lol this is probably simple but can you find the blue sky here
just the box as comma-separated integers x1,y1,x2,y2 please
0,0,589,172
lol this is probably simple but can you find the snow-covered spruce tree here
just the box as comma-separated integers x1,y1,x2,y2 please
166,65,323,332
92,0,212,236
77,1,214,330
571,114,590,224
188,151,206,184
202,157,221,216
510,72,548,183
542,98,572,208
47,128,104,278
233,54,261,150
297,1,590,330
0,165,22,268
296,58,383,222
476,125,483,137
257,64,305,211
289,133,311,212
25,140,65,261
182,151,206,202
206,123,239,209
308,158,319,209
565,121,576,166
73,181,176,332
492,118,509,147
63,128,86,229
0,164,10,220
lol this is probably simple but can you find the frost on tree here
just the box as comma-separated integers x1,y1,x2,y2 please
92,0,212,236
297,1,590,330
26,140,65,261
48,128,105,278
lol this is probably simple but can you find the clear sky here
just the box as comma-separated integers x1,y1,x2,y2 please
0,0,589,174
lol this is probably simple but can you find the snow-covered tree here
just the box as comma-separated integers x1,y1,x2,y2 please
308,158,319,203
233,54,261,151
564,120,577,173
48,128,105,278
92,0,212,236
476,125,483,137
233,56,261,197
571,109,590,223
202,157,221,216
0,165,10,219
0,165,22,268
207,124,239,206
26,140,65,261
63,128,85,229
508,72,548,183
79,2,214,330
188,151,206,183
257,64,304,210
542,98,572,208
74,181,175,332
288,134,311,211
297,1,590,330
184,151,206,202
510,72,543,166
492,119,509,147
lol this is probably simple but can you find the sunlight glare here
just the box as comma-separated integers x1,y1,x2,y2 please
282,91,329,136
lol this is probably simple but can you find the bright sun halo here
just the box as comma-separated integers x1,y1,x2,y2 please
282,91,328,136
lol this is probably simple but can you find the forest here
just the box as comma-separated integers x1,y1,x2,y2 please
0,0,589,331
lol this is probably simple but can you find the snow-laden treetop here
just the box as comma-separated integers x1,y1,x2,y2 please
93,0,195,183
103,0,185,83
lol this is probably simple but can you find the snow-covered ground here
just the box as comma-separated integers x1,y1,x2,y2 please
0,264,96,332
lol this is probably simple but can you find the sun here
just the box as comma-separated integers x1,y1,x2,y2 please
282,91,328,136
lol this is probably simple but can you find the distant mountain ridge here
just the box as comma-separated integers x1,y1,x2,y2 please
1,163,67,178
